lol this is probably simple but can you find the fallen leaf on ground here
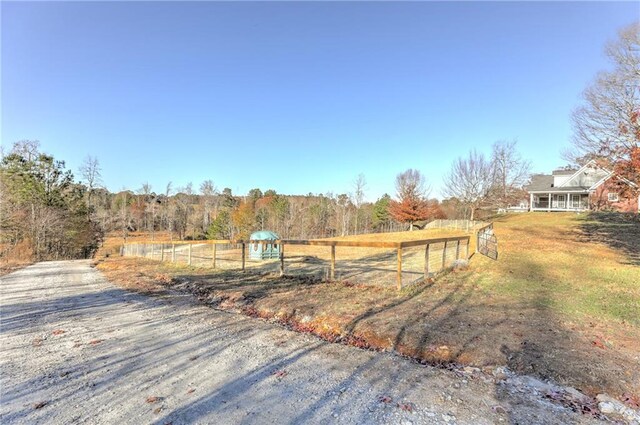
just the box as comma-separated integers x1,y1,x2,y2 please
591,339,606,349
88,339,103,345
622,393,640,409
187,388,195,394
272,370,288,379
378,395,393,404
153,406,163,414
397,402,414,412
33,401,48,409
32,338,43,347
52,329,65,335
189,355,199,361
146,396,159,404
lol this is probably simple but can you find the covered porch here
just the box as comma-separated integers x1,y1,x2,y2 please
529,192,590,211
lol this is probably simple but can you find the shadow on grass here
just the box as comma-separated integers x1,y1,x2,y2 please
577,211,640,266
160,260,610,422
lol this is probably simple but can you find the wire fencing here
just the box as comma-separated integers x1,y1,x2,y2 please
424,219,490,232
121,233,473,290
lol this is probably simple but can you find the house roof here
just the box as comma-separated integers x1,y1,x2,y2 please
552,169,576,176
526,160,635,194
526,174,592,193
526,174,553,191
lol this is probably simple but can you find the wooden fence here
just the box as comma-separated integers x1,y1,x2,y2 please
122,234,473,290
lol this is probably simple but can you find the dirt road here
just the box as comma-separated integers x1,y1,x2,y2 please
1,260,598,424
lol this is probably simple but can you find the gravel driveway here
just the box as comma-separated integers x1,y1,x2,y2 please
0,260,598,424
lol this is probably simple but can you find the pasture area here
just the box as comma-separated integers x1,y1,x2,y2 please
97,213,640,401
119,227,473,288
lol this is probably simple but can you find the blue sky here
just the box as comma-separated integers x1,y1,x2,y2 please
2,2,638,200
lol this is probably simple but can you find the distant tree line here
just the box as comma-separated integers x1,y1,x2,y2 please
1,137,536,268
86,176,426,243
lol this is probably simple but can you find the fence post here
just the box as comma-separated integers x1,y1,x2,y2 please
330,245,336,281
455,240,460,260
279,244,285,276
466,237,470,259
172,243,176,263
424,244,430,280
397,246,403,290
442,241,447,270
241,242,246,271
188,243,192,266
161,243,164,262
212,243,217,269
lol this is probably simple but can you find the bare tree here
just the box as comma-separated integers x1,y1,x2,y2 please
566,23,639,166
138,182,157,239
116,190,133,243
199,180,218,233
11,140,41,162
79,155,102,206
79,155,102,191
333,193,352,236
491,140,531,207
443,150,494,221
160,182,174,240
351,173,366,234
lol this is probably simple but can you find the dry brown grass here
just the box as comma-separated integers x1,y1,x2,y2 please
0,240,35,276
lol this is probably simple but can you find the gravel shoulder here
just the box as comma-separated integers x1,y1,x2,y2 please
1,260,603,424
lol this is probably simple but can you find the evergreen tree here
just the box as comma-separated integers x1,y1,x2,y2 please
372,194,392,230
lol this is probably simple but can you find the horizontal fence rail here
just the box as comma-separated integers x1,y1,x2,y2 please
121,233,476,290
424,219,490,232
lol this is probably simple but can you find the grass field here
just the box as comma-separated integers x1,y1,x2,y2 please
97,212,640,401
117,227,473,286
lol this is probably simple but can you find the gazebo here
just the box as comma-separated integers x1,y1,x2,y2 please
248,230,280,260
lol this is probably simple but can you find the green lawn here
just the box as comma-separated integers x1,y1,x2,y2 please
479,212,640,325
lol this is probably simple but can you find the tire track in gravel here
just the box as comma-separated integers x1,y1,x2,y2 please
0,260,600,424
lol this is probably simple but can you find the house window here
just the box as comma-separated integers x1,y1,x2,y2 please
608,193,619,202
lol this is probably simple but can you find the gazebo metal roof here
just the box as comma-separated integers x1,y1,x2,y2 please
249,231,279,241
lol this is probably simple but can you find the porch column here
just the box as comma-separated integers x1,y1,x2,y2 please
548,192,551,212
529,193,534,211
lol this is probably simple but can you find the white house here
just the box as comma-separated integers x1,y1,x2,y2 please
526,160,639,213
